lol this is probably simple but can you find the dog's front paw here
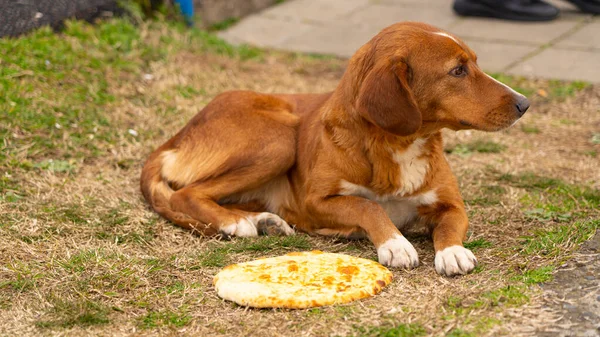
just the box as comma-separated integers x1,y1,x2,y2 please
377,235,419,269
434,245,477,276
220,218,258,237
254,212,295,236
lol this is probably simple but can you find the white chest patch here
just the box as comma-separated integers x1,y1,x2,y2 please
391,138,430,196
339,181,438,228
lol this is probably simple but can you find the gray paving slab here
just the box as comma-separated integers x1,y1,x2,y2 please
463,39,538,73
449,18,581,44
546,0,579,10
555,20,600,50
261,0,369,24
344,3,459,31
508,47,600,82
280,21,377,57
217,14,313,47
370,0,451,6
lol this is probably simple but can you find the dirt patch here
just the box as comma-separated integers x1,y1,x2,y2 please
537,233,600,337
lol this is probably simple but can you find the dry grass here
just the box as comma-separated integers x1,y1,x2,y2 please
1,18,599,337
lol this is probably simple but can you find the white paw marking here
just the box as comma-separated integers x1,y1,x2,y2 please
220,218,258,237
377,235,419,269
435,245,477,276
220,213,294,237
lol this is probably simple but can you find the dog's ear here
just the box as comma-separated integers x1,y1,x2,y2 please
356,59,422,136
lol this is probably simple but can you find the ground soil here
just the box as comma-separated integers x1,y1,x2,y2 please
537,233,600,337
0,21,599,336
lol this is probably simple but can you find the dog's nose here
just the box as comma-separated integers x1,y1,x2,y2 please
515,97,530,117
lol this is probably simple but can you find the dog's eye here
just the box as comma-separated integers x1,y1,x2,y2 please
449,65,467,78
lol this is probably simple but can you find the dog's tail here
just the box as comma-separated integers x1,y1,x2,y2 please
140,150,218,236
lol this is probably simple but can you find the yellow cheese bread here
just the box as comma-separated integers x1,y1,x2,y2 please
213,250,393,309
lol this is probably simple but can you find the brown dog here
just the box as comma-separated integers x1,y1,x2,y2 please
141,22,529,276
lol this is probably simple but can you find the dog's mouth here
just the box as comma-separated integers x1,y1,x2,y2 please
459,120,472,127
484,118,522,132
474,105,524,131
450,116,520,132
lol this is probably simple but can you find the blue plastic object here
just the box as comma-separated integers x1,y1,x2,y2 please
174,0,194,26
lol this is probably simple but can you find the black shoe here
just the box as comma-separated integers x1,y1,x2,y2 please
453,0,560,21
564,0,600,14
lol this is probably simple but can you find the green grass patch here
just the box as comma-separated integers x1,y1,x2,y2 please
476,285,529,308
0,277,36,292
487,74,589,100
95,205,155,245
0,270,40,292
1,190,24,203
305,307,324,316
139,308,191,329
302,52,339,60
176,85,206,99
558,118,577,125
445,140,506,156
520,124,540,134
36,298,111,329
512,266,554,285
473,317,502,334
33,159,78,173
488,73,534,97
43,203,89,225
208,17,239,31
464,238,493,250
199,247,229,267
353,323,427,337
498,172,562,190
199,235,313,267
523,208,572,222
0,17,263,171
229,235,312,252
446,329,474,337
58,249,99,273
497,172,599,217
334,305,356,316
465,185,506,206
547,80,590,98
188,29,263,60
0,20,149,165
519,219,598,258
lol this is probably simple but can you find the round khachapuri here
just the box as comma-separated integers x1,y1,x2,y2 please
213,250,393,309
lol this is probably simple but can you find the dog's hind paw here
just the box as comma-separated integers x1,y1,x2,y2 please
434,245,477,276
220,218,259,237
254,212,295,236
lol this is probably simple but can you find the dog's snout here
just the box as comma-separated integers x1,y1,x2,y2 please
515,96,530,117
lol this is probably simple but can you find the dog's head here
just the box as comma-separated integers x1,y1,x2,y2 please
352,22,529,136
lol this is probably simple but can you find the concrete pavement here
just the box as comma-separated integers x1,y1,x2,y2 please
219,0,600,82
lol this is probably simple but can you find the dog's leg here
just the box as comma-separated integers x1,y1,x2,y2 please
428,206,477,276
221,204,293,236
306,195,418,269
169,162,295,237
